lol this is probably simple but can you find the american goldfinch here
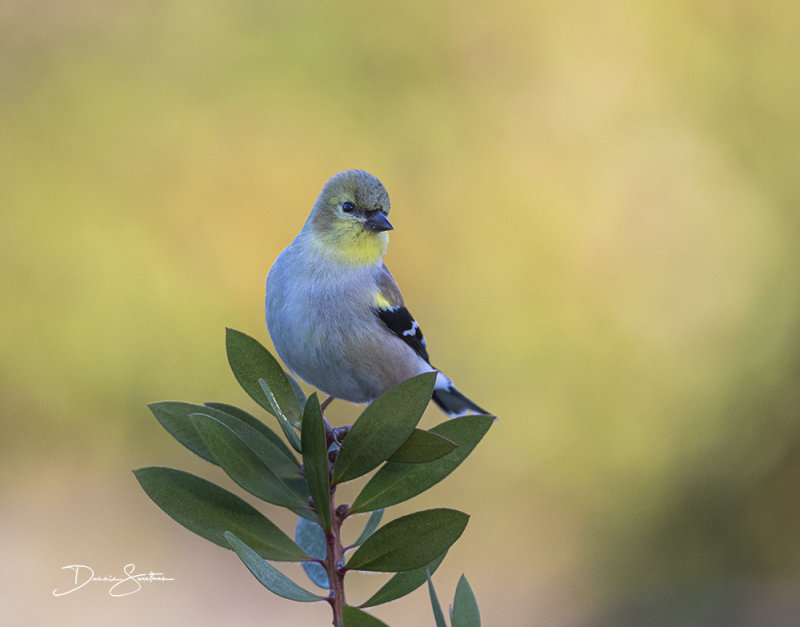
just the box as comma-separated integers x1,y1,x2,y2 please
265,169,487,417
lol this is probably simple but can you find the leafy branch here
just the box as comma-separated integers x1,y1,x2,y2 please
134,328,493,625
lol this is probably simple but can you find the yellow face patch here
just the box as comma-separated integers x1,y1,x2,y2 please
315,219,389,266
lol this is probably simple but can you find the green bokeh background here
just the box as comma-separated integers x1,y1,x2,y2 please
3,2,800,625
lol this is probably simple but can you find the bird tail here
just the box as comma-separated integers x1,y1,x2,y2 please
431,371,489,418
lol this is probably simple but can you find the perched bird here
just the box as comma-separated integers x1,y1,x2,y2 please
265,169,487,417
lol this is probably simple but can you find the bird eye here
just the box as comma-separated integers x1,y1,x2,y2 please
342,201,355,213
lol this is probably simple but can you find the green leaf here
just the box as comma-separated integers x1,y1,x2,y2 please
360,551,447,608
353,509,384,547
224,532,323,602
189,413,310,511
204,402,298,462
451,574,481,627
427,571,447,627
341,605,389,626
196,405,308,505
134,467,308,561
346,509,468,573
332,373,436,484
295,518,328,589
225,328,302,424
259,378,303,453
351,415,493,514
301,394,332,531
149,401,218,464
286,373,307,410
387,429,458,464
149,401,301,479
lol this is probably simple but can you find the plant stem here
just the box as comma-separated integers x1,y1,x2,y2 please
325,496,346,625
323,418,347,626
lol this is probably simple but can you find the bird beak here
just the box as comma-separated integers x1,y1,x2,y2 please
364,212,393,232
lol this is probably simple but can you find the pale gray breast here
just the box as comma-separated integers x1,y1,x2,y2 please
265,242,381,399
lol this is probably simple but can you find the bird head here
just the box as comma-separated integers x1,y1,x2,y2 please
307,170,394,265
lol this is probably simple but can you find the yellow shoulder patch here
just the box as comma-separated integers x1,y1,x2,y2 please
374,292,392,310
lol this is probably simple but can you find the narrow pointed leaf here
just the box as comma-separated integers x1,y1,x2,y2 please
351,415,493,514
134,467,308,561
189,413,310,511
149,401,301,478
333,372,436,484
295,518,328,589
353,509,384,547
361,551,447,608
259,378,302,453
286,373,307,410
225,328,302,423
149,401,218,464
451,574,481,627
198,403,316,510
207,411,302,482
301,394,332,531
196,405,308,504
346,509,468,573
342,606,389,626
427,571,447,627
224,532,323,602
204,402,297,461
387,429,458,464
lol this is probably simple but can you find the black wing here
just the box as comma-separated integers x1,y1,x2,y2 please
375,305,430,362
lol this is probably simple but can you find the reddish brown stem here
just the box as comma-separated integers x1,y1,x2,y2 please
322,417,347,626
325,498,346,625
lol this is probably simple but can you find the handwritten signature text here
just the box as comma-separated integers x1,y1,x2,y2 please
52,564,175,597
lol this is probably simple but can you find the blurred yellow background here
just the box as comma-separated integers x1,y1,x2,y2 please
3,1,800,625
